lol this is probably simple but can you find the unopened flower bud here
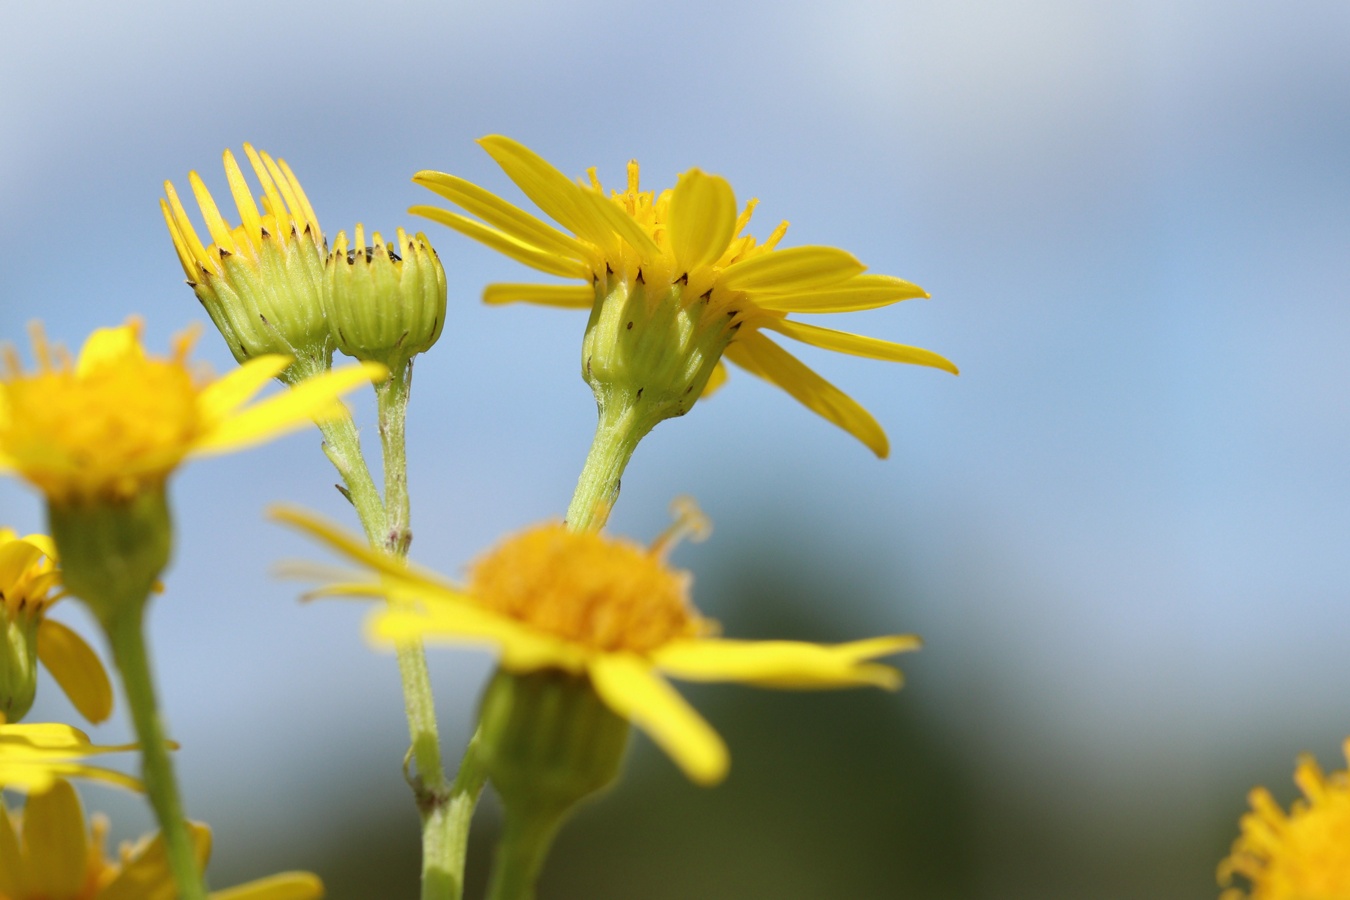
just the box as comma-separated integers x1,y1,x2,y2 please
325,226,447,370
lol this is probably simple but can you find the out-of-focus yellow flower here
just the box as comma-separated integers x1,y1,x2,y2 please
1219,737,1350,899
413,136,956,457
0,529,112,724
0,723,138,793
0,319,383,506
0,778,324,899
275,500,920,785
161,145,331,368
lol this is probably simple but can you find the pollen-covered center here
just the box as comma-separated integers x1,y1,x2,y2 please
0,330,202,502
466,524,706,653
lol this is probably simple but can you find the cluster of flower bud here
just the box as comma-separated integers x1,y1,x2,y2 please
164,148,448,380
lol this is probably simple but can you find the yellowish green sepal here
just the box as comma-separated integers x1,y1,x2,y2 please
0,615,38,724
325,226,447,370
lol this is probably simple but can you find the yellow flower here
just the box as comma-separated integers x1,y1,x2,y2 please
412,136,957,457
161,145,331,367
0,723,139,794
0,778,323,899
1219,738,1350,900
0,529,112,724
274,501,920,785
0,318,383,505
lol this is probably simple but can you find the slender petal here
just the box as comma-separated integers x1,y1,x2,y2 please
410,206,591,279
98,823,211,900
653,635,921,689
701,360,729,397
574,187,663,263
211,872,326,900
477,135,621,255
753,274,929,313
588,653,728,786
371,604,589,673
725,331,889,457
482,283,595,308
20,779,89,896
0,538,45,588
668,169,738,273
413,171,590,261
767,319,960,374
74,324,144,376
37,620,114,724
191,362,387,456
268,506,451,587
195,355,293,423
719,246,864,292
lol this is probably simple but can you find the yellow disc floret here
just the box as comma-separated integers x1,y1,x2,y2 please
1220,738,1350,900
468,524,707,654
0,322,200,504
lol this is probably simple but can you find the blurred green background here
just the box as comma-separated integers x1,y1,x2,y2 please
3,1,1349,897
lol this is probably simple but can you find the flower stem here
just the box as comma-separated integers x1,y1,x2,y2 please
105,603,205,900
484,804,568,900
565,397,654,532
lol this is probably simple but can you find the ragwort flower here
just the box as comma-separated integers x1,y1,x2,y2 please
0,723,138,794
0,529,112,724
1219,737,1350,900
0,319,382,507
161,144,331,371
0,778,324,899
274,501,920,786
413,136,957,458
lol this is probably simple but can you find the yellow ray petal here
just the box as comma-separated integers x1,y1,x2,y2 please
410,205,592,280
724,331,889,458
0,538,45,588
0,798,20,896
268,506,453,588
413,171,590,261
20,779,88,896
701,359,729,398
160,198,205,277
243,144,291,233
191,362,386,457
188,171,238,254
98,822,211,900
588,654,728,786
668,169,737,274
477,136,620,255
196,355,293,423
482,283,595,308
276,157,321,235
211,872,325,900
766,319,959,374
223,150,264,251
368,607,588,674
75,323,144,376
752,274,929,314
574,186,663,263
653,635,921,690
162,182,213,271
37,620,114,724
719,246,864,293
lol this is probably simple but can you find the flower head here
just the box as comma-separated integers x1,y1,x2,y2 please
0,529,112,724
275,500,920,785
161,145,331,367
0,319,382,506
325,225,448,370
0,778,323,899
1219,738,1350,900
413,136,956,457
0,723,139,794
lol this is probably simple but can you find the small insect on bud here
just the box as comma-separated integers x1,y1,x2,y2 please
324,226,447,371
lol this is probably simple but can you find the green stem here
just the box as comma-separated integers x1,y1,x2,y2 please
314,408,387,546
439,732,488,900
484,804,569,900
105,604,205,900
565,398,652,532
373,361,474,900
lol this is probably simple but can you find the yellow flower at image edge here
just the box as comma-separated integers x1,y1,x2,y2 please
1219,738,1350,900
413,136,958,457
0,723,139,793
0,779,323,900
0,318,384,505
275,503,919,785
1,530,112,724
